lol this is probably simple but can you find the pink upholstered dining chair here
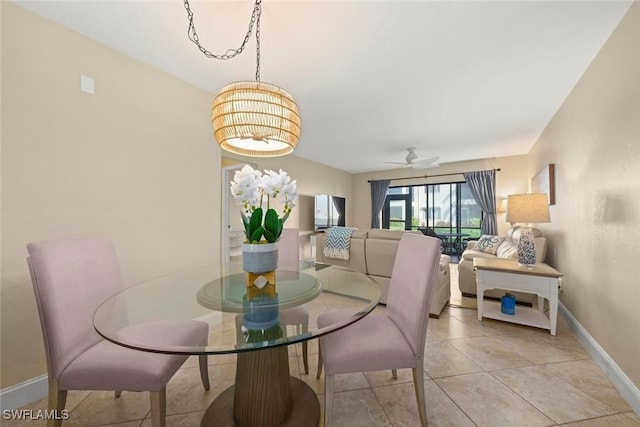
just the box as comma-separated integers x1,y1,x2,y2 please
26,238,210,427
316,233,441,426
277,228,310,374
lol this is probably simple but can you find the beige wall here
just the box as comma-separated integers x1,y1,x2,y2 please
351,155,529,236
1,3,221,388
528,2,640,389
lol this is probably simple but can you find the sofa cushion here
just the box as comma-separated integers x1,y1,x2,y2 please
367,229,419,240
461,249,499,261
472,235,505,254
496,240,518,259
316,234,367,274
439,254,451,270
351,230,368,239
365,239,399,278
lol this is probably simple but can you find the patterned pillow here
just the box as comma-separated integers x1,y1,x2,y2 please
472,235,505,255
496,240,518,259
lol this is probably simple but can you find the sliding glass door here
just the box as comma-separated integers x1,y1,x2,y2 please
382,189,412,230
381,181,482,239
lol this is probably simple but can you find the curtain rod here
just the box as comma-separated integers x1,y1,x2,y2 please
368,168,501,183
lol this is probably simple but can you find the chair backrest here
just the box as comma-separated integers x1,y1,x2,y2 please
26,238,124,380
385,234,441,357
278,228,300,270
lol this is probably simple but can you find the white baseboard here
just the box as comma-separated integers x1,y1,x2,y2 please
0,374,47,411
559,302,640,416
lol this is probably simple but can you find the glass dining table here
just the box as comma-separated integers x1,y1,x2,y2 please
93,261,381,427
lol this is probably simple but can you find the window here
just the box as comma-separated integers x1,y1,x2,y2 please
381,181,482,239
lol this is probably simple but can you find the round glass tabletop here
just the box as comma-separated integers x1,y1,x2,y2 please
93,262,381,355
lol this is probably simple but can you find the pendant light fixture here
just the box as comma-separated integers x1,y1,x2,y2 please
184,0,301,157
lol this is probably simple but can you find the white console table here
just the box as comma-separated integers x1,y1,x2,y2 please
474,258,563,335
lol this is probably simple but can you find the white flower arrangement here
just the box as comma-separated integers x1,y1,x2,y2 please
230,165,298,243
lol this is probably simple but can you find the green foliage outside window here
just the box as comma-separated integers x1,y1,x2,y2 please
468,218,481,227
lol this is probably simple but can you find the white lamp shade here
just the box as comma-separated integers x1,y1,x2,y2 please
505,193,550,224
212,81,301,157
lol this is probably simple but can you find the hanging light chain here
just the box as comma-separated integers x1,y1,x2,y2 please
183,0,262,70
254,2,261,81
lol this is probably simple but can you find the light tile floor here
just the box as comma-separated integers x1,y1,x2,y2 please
5,266,639,427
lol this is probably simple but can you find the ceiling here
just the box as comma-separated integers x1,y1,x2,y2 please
14,0,632,174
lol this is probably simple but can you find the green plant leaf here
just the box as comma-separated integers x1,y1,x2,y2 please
248,208,263,240
241,212,251,240
250,227,264,243
264,209,280,235
263,228,275,242
274,218,284,241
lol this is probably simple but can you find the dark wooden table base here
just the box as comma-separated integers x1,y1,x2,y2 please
201,345,320,427
201,377,319,427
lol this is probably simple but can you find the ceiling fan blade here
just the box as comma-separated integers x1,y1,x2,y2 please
385,149,437,168
412,163,440,169
412,156,439,164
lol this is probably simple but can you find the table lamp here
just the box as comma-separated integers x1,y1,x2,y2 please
498,199,507,213
505,193,550,266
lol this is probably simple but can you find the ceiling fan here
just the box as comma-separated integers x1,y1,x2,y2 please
384,147,439,169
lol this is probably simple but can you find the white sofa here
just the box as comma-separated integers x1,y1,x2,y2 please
315,229,451,318
457,226,546,303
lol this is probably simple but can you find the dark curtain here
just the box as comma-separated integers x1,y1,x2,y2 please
332,196,346,227
463,170,497,235
370,179,390,229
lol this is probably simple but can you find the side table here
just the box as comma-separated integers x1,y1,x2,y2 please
474,258,563,335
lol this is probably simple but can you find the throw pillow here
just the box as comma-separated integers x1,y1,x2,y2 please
496,240,518,259
472,235,505,255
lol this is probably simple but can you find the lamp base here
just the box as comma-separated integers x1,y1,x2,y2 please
517,227,537,266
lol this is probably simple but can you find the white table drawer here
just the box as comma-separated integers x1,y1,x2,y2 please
478,270,558,294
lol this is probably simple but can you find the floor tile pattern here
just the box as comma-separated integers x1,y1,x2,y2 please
5,266,638,426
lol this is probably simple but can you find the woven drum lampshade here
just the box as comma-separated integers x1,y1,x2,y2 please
212,81,301,157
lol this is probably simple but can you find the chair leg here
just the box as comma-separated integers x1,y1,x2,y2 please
199,354,210,391
316,346,323,379
47,381,67,427
114,391,122,398
392,369,398,379
412,359,428,427
324,374,335,427
301,321,309,374
150,388,166,427
302,341,309,375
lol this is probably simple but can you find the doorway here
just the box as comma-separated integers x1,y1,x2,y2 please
382,192,412,230
221,164,246,263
